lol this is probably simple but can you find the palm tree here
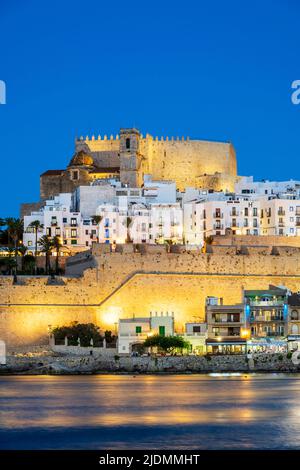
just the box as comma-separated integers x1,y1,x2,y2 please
6,218,24,274
29,220,44,274
38,235,53,275
18,243,27,272
52,235,62,275
6,247,16,275
91,215,102,225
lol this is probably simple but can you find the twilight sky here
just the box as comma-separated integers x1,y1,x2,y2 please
0,0,300,216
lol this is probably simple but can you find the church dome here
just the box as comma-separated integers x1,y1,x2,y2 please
69,150,94,167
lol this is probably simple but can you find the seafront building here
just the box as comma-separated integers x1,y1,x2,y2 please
205,297,247,355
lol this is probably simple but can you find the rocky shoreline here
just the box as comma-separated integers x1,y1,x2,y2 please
1,352,300,375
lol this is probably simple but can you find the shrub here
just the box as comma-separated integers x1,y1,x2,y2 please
287,351,292,360
52,322,103,347
278,354,283,361
143,335,190,353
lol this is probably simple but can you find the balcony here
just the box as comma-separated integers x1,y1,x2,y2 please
213,213,223,219
212,318,242,324
250,316,284,322
278,210,285,216
231,222,239,228
230,211,239,216
248,300,285,306
213,224,224,230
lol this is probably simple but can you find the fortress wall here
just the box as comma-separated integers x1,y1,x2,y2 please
2,250,300,347
96,273,300,333
212,234,300,248
0,305,97,349
140,139,237,191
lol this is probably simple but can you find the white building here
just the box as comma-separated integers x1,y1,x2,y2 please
183,195,261,245
235,176,300,198
182,322,207,355
118,312,175,355
23,193,95,253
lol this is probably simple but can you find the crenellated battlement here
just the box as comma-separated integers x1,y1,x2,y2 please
75,133,192,143
76,134,119,142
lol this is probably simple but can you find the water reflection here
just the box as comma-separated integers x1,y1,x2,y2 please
0,374,300,449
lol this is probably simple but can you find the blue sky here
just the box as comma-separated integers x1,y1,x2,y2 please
0,0,299,216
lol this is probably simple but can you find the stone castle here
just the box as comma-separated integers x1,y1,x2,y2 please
21,128,238,216
8,127,300,350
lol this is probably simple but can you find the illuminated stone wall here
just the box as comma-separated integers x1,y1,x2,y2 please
140,137,237,191
78,133,238,191
2,247,300,348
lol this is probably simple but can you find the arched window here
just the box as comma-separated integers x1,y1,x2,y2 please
291,310,299,320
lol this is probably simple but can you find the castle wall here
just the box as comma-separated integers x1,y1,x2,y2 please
2,249,300,348
212,234,300,248
140,138,237,191
74,134,238,191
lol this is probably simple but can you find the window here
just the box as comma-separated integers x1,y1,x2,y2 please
63,217,67,223
253,208,257,216
290,206,294,212
290,228,295,234
85,230,89,235
86,241,89,246
193,326,201,333
72,170,79,180
71,218,77,226
28,241,32,246
126,138,130,149
71,229,77,237
244,208,249,216
159,326,165,336
136,326,142,334
71,239,77,245
290,217,294,222
55,228,60,235
46,228,51,236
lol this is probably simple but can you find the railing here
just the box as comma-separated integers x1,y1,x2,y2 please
278,210,285,215
248,300,285,306
212,318,242,323
213,213,223,219
250,316,284,322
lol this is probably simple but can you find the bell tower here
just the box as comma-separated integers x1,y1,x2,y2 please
120,128,143,187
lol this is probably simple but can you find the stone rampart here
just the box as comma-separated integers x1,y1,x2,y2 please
2,249,300,347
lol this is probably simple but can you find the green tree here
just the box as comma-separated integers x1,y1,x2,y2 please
6,218,24,274
52,322,103,347
38,235,53,274
91,215,102,225
143,335,190,354
22,254,36,274
18,243,27,272
125,217,132,243
29,220,44,273
52,235,62,275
